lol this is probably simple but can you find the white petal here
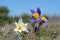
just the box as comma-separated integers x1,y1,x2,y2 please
25,23,28,25
19,30,22,33
23,28,28,33
22,29,27,31
23,23,28,31
26,30,28,33
18,18,23,24
14,22,17,25
14,28,18,31
22,26,27,31
14,22,18,27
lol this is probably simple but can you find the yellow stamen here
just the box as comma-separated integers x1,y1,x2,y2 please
41,16,46,21
33,12,39,19
18,25,22,30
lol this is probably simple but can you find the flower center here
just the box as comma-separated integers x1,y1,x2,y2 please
41,17,46,21
18,25,22,30
33,12,39,19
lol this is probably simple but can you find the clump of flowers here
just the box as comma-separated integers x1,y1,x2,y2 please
31,7,48,32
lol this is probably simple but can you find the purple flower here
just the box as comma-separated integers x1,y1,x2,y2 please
40,17,49,28
31,7,41,23
30,7,49,28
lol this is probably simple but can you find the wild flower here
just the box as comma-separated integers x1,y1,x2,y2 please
30,7,48,32
31,7,41,23
14,18,28,33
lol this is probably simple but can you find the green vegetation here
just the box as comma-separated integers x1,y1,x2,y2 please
21,14,31,23
0,6,10,25
0,6,31,25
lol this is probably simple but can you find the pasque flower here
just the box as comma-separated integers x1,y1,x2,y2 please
40,16,48,28
31,7,48,28
31,7,41,23
14,18,28,33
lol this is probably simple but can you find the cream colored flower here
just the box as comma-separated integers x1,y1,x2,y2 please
14,18,28,33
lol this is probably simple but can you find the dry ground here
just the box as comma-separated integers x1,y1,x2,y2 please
0,18,60,40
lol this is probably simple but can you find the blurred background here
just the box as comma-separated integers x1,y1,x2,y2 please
0,0,60,25
0,0,60,40
0,0,60,24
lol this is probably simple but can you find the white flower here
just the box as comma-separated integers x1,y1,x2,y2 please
14,18,28,33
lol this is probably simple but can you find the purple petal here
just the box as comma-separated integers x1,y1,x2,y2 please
31,9,35,14
45,19,48,28
31,19,35,23
37,7,41,15
45,23,48,28
37,18,41,22
31,17,41,23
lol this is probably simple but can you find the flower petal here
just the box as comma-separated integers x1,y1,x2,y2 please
25,23,28,25
18,18,23,25
14,22,18,27
19,30,22,33
37,18,41,22
37,7,41,15
22,24,28,32
23,26,27,31
31,19,35,23
26,30,28,33
14,28,18,31
45,19,48,28
31,9,35,14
